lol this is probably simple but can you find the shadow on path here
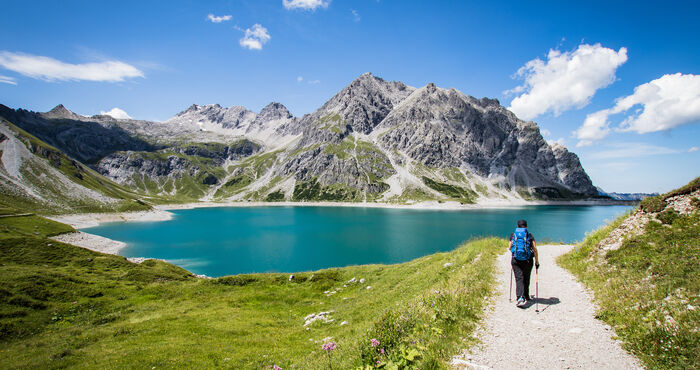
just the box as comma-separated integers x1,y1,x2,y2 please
521,296,560,311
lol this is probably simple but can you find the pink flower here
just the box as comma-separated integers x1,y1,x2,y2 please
273,366,282,370
322,341,336,351
380,348,385,354
370,338,379,347
377,360,381,365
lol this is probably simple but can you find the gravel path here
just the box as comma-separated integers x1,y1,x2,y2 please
453,244,641,369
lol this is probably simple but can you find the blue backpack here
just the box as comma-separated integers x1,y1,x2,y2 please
510,227,533,261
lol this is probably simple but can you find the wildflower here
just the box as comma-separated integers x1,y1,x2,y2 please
377,360,381,365
380,348,385,354
274,366,282,370
322,341,336,351
371,338,379,347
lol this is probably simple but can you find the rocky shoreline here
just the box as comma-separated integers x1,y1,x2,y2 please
49,198,635,231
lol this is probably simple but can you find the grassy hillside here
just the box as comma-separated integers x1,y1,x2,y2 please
559,177,699,369
0,118,154,214
0,213,504,369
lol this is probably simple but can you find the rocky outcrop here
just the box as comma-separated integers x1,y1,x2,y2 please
0,72,600,203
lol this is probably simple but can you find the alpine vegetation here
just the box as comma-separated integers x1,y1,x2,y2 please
559,177,700,369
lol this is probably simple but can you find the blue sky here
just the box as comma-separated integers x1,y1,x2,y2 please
0,0,698,193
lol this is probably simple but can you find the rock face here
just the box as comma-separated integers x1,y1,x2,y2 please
0,73,599,203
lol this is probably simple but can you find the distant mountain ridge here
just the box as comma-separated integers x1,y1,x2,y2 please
596,187,658,201
0,73,602,207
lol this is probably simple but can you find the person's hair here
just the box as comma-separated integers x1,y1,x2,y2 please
517,219,527,228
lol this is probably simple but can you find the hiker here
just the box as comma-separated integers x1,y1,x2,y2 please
509,219,539,307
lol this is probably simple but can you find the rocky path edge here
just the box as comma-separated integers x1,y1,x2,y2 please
452,244,642,369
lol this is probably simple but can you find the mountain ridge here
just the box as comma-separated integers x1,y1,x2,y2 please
0,73,602,208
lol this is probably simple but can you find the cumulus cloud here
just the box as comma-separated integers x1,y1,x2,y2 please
588,142,678,160
239,24,271,50
575,73,700,146
207,14,232,23
0,75,16,85
283,0,330,10
307,79,320,84
0,51,144,82
689,146,699,153
100,107,131,120
297,76,303,83
540,128,551,137
352,9,361,22
507,43,627,120
547,138,566,147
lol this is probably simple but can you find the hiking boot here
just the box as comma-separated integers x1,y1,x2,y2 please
516,297,526,307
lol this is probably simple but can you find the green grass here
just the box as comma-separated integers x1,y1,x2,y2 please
422,177,477,204
558,179,699,369
0,215,504,369
292,179,362,202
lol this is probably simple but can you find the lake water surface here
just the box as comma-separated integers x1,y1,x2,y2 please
82,205,630,277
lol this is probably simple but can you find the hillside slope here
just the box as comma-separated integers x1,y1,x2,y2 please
1,73,601,206
559,177,700,368
0,213,504,368
0,118,152,214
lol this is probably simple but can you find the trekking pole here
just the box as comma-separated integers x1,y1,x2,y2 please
535,266,539,313
509,267,513,302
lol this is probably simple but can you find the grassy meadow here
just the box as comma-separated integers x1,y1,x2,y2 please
0,213,504,369
559,178,700,369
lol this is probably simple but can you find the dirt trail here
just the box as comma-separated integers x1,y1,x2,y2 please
453,244,641,369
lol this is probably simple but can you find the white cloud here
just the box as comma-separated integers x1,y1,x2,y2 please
0,75,16,85
507,43,627,120
574,109,612,147
352,9,361,22
283,0,330,10
689,146,699,153
547,137,566,147
588,142,678,160
0,51,144,82
100,107,131,120
297,76,303,83
540,128,551,137
575,73,700,146
307,79,320,84
239,24,271,50
207,14,232,23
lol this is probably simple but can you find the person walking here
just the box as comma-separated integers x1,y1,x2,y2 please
509,219,539,307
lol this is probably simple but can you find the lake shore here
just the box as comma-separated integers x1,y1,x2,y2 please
48,198,635,230
156,198,634,212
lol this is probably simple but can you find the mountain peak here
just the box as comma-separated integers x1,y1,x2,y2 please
43,104,81,120
259,102,292,119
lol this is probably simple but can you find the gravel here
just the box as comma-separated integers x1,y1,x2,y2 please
452,245,642,369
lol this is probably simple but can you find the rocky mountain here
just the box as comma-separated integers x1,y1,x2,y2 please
596,187,658,201
0,73,600,206
0,117,150,213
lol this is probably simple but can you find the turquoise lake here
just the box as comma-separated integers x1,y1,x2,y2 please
82,205,630,277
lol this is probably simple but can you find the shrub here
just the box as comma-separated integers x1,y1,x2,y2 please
265,191,285,202
639,196,666,213
214,275,258,286
657,208,679,225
